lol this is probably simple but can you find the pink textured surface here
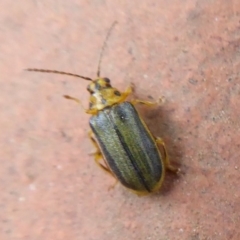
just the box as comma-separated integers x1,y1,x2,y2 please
1,1,240,239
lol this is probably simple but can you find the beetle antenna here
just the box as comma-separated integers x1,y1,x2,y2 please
97,21,118,77
25,68,93,81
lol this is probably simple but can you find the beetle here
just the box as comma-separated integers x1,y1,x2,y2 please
26,22,178,195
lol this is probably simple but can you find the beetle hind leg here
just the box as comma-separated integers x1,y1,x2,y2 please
155,137,178,173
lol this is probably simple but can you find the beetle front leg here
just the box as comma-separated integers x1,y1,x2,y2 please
155,137,179,172
119,85,133,101
64,95,99,115
131,99,159,106
121,84,163,106
131,96,163,106
64,95,88,111
88,131,115,176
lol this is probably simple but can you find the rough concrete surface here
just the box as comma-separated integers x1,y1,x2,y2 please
1,1,240,240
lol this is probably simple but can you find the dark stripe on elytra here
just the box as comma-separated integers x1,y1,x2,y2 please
90,122,133,189
107,109,151,192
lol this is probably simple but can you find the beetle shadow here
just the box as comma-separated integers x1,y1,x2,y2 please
133,97,184,196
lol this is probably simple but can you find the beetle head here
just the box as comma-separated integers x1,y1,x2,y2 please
87,78,124,112
87,78,112,94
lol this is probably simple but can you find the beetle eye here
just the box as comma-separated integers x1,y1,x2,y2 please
87,85,94,93
103,78,110,83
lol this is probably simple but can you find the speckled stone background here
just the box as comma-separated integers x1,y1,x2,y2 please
1,1,240,240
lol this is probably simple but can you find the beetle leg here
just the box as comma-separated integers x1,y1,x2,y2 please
155,137,178,172
131,99,157,105
86,108,99,115
64,95,99,115
120,85,133,100
64,95,87,111
131,96,164,106
120,84,157,105
88,131,115,176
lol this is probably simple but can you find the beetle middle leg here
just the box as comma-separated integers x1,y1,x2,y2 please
88,131,114,176
155,137,178,172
